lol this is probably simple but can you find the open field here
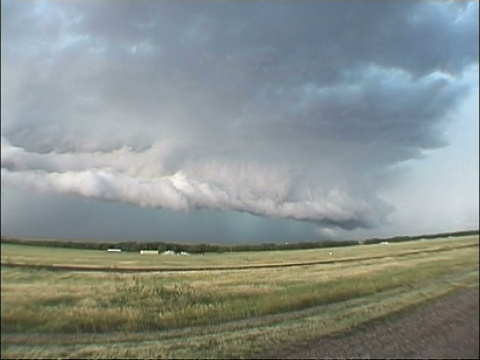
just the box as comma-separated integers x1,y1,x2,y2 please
1,235,477,270
1,235,478,358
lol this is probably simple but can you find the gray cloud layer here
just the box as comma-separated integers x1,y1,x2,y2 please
1,0,478,231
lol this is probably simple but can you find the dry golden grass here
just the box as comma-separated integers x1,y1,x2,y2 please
1,235,478,358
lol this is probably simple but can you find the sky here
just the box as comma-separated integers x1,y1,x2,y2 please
1,0,479,244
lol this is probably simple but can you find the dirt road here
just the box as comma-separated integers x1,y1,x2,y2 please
274,287,479,359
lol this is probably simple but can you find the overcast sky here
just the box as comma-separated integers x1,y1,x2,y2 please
1,0,478,244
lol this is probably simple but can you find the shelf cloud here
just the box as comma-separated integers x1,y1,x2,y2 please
1,0,478,234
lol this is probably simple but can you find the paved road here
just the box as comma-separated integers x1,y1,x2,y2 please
278,287,479,359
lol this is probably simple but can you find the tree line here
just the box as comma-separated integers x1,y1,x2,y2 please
1,229,477,254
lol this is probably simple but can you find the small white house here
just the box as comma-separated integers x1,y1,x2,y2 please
140,250,159,255
107,248,122,252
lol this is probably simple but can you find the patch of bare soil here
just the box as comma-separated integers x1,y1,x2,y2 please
271,287,479,359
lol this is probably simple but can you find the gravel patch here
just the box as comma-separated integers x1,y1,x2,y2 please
274,287,479,359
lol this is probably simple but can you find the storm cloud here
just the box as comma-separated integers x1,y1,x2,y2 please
1,0,478,234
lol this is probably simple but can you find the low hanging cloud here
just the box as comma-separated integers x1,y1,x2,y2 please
1,0,478,231
1,138,374,228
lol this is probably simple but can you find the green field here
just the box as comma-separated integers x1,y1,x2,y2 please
1,235,478,359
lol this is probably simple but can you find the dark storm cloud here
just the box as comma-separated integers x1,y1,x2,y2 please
1,0,478,231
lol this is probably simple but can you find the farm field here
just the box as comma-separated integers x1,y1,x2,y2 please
1,235,477,270
1,235,479,359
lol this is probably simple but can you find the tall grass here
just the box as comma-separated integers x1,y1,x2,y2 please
1,242,478,334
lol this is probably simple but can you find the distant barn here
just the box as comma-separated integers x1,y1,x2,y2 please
140,250,159,255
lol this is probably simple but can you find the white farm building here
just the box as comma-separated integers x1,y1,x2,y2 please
140,250,159,255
